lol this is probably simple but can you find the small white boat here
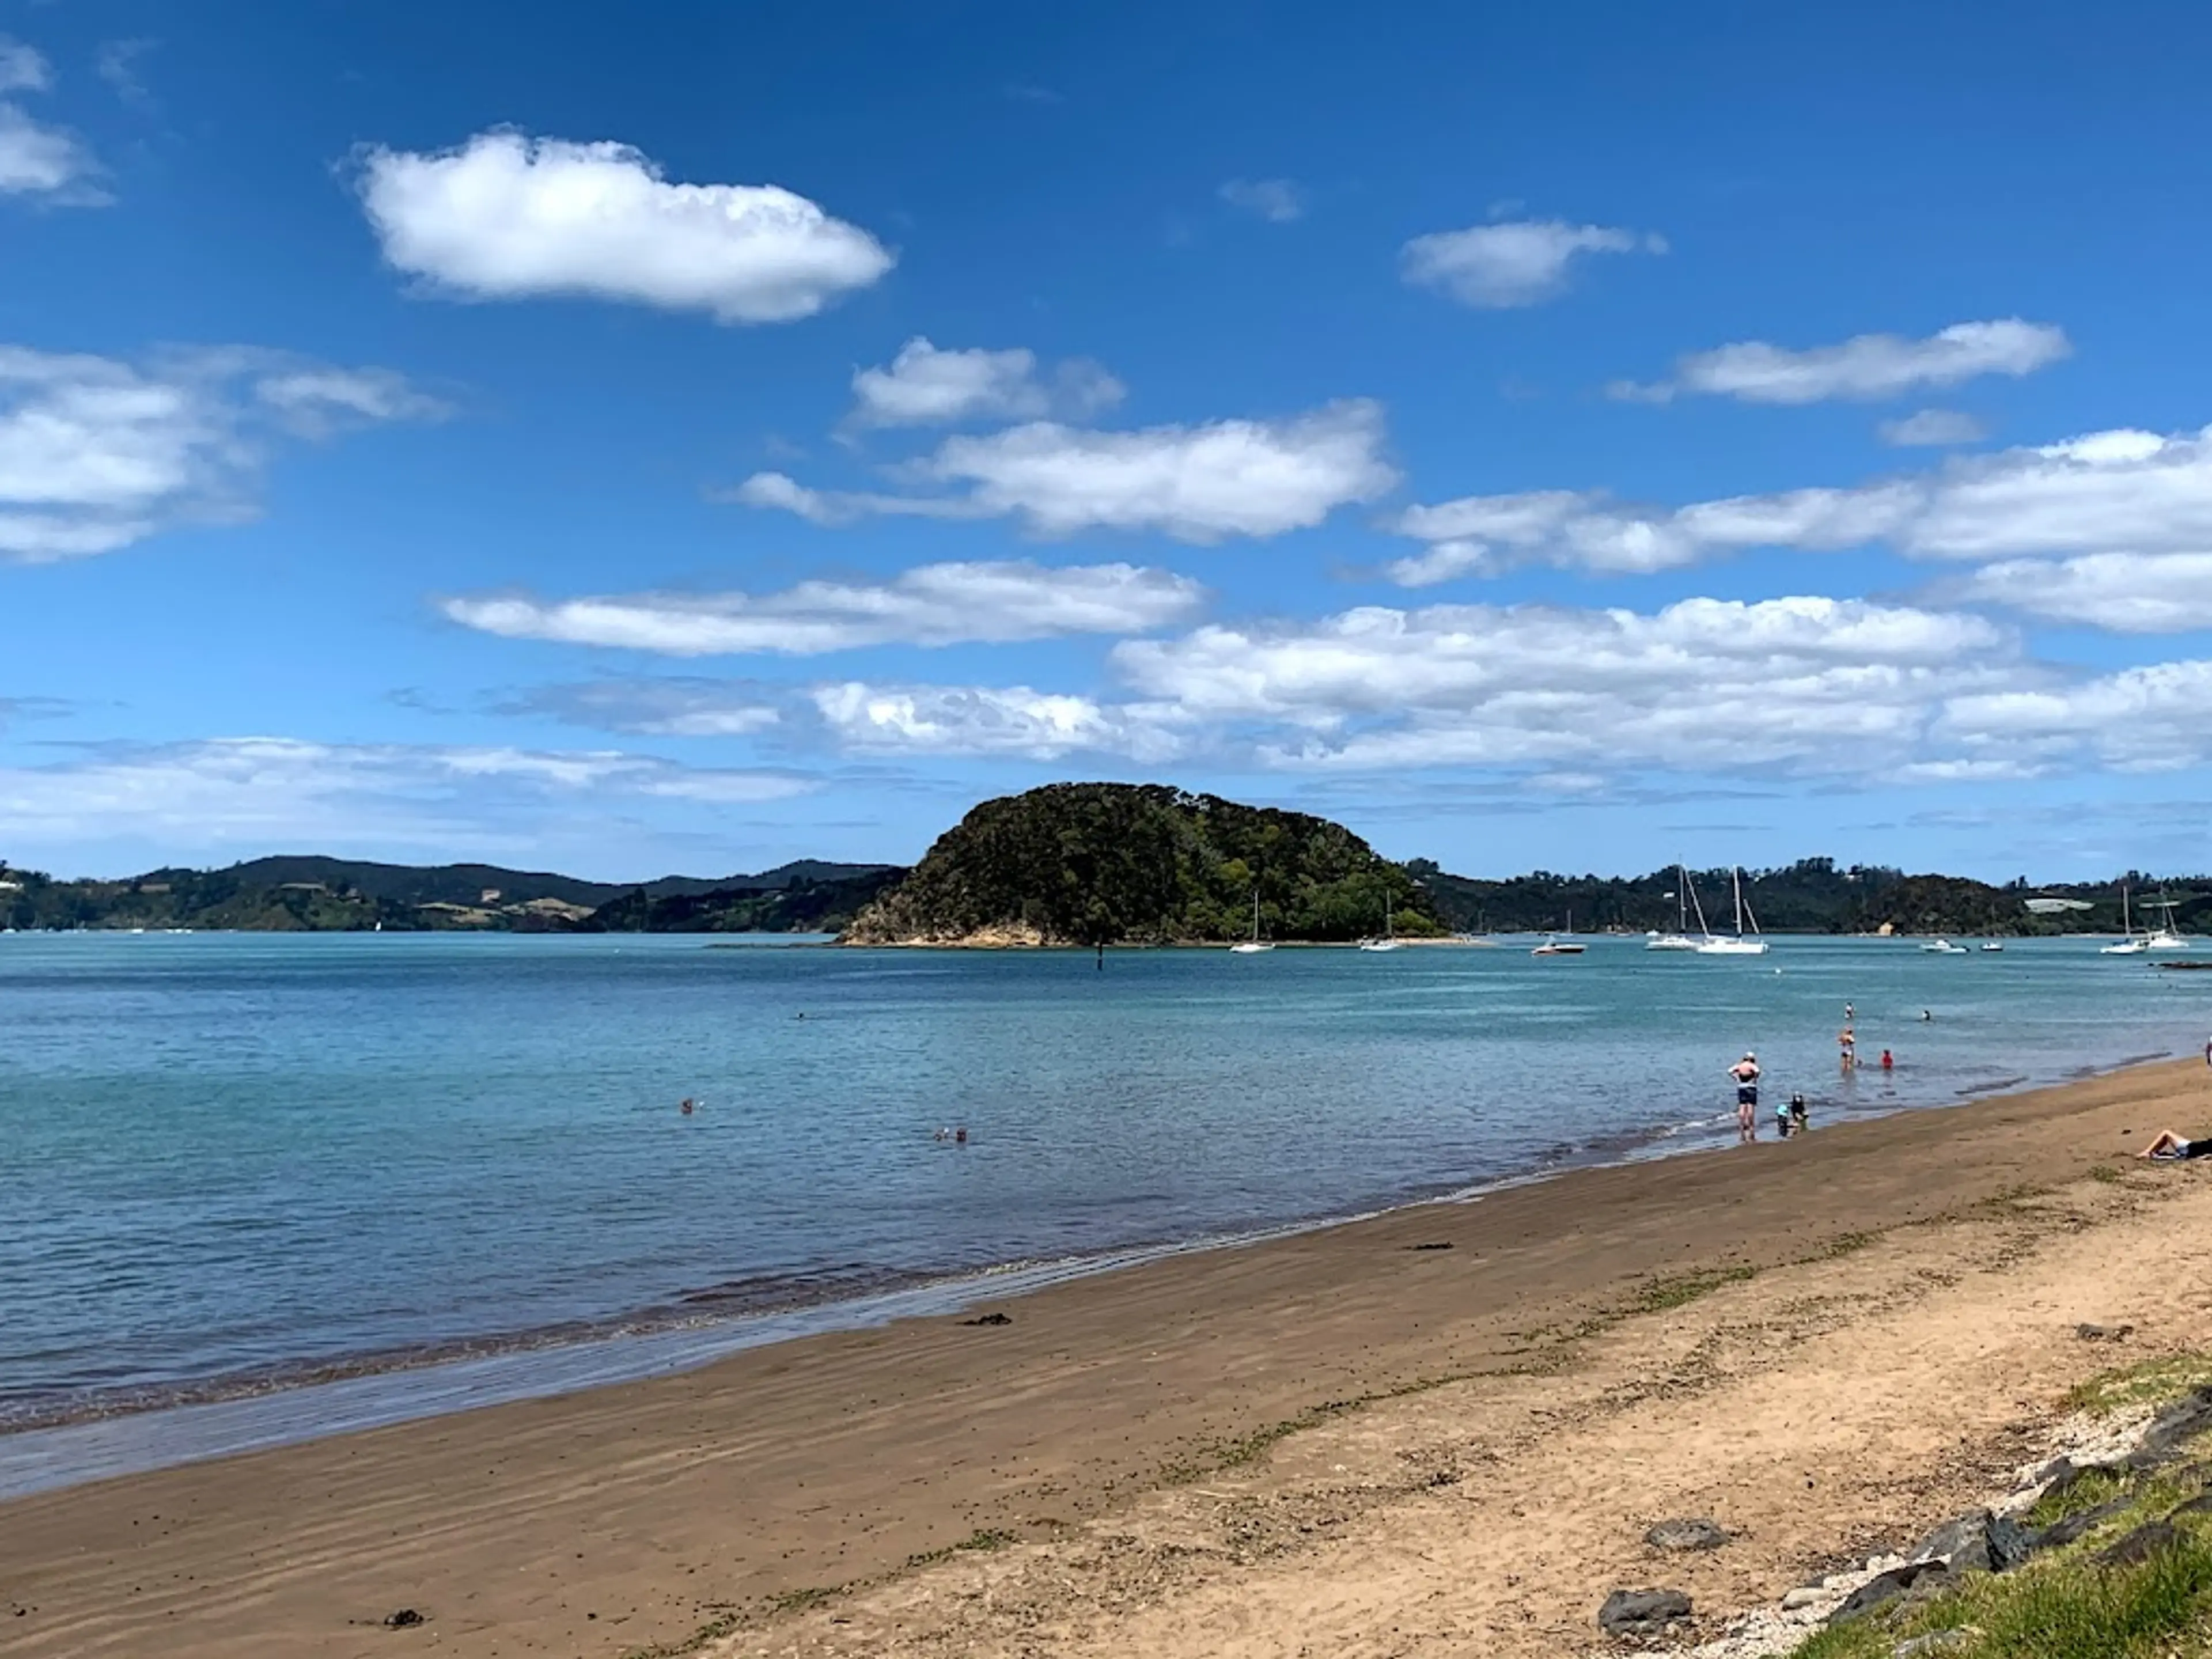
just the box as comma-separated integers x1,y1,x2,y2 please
1533,909,1586,956
1358,900,1400,952
1980,940,2005,952
1228,889,1274,953
1922,938,1968,955
2102,882,2150,954
1695,868,1768,956
2145,899,2189,950
1646,867,1705,949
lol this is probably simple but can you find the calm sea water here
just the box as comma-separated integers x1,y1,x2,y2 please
3,930,2207,1488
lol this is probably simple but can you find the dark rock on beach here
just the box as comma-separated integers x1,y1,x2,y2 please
1910,1509,2029,1575
382,1607,425,1628
1598,1587,1692,1635
2132,1387,2212,1466
1828,1560,1948,1626
2075,1321,2135,1342
1645,1517,1730,1552
2027,1496,2133,1552
960,1312,1013,1327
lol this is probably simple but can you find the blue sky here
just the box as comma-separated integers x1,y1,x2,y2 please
6,1,2212,882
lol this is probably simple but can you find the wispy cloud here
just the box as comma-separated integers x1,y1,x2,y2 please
442,560,1206,655
1218,177,1305,224
0,35,104,203
0,344,449,562
1611,319,2069,405
846,338,1123,429
1400,219,1664,308
1880,408,1990,447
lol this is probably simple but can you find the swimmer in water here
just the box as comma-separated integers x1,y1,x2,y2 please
955,1126,968,1145
1880,1048,1894,1071
1921,1009,1933,1022
680,1097,695,1116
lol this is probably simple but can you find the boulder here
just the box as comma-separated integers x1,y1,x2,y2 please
1910,1509,2029,1575
1645,1517,1730,1552
2096,1520,2181,1567
1598,1588,1692,1636
2130,1387,2212,1468
1780,1586,1827,1611
1828,1561,1948,1626
382,1608,425,1628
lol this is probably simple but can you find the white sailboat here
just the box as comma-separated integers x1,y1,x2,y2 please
1645,866,1704,950
1358,899,1401,952
2145,897,2189,950
1229,889,1274,953
1532,908,1586,956
1695,868,1769,955
2101,882,2146,955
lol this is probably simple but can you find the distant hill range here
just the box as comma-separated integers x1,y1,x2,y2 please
3,801,2207,940
0,855,900,934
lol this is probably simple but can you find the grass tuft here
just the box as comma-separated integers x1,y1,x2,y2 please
2066,1354,2212,1417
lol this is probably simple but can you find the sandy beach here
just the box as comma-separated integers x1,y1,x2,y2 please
7,1055,2212,1658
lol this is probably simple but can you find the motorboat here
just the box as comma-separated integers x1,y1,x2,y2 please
1533,908,1586,956
1980,940,2005,952
1921,938,1968,955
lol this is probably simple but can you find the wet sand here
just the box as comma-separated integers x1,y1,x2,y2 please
5,1055,2211,1658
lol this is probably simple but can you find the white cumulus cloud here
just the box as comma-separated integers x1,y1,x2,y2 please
356,130,894,324
1942,660,2212,773
1613,319,2069,406
811,681,1182,762
1112,598,2010,776
1390,423,2212,588
442,560,1205,656
1946,552,2212,634
736,400,1396,543
847,337,1123,429
1219,177,1305,223
1400,219,1663,309
0,344,447,562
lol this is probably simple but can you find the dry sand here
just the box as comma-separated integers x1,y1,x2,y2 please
6,1056,2212,1658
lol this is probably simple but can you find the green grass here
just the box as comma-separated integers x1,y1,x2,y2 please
2066,1354,2212,1417
904,1528,1018,1569
1627,1264,1759,1314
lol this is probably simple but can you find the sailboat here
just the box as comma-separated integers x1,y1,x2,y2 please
1532,909,1586,956
1695,868,1769,955
2145,897,2189,951
1358,898,1402,952
1229,889,1274,953
2101,882,2147,955
1645,866,1705,950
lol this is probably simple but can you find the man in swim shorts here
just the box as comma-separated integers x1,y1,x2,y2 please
1728,1051,1761,1143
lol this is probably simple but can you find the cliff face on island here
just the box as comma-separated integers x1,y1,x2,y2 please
839,782,1444,946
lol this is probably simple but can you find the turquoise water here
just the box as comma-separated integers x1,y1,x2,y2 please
2,931,2206,1480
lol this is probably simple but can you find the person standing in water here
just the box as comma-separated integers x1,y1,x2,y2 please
1728,1051,1762,1143
1838,1026,1858,1070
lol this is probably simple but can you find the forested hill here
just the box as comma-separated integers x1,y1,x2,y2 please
1411,858,2212,938
840,782,1444,945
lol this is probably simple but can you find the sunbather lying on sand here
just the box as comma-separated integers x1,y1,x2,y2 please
2139,1130,2212,1161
